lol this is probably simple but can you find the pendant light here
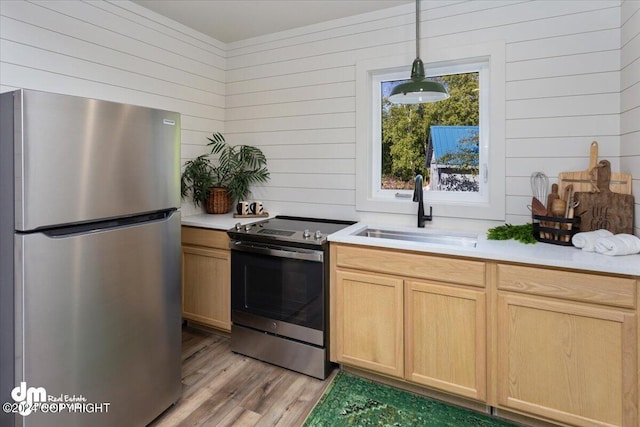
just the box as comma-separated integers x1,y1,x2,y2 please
388,0,449,104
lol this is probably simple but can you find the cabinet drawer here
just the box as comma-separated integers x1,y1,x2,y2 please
181,226,230,250
497,264,636,309
335,244,485,287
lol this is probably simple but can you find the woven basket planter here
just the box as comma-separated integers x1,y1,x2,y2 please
205,187,233,214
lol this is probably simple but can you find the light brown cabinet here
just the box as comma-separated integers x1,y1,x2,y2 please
331,243,639,426
405,280,486,401
334,269,404,377
181,226,231,332
494,264,638,427
331,244,487,401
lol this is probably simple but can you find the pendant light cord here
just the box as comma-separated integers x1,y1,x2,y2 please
388,0,449,103
415,0,420,59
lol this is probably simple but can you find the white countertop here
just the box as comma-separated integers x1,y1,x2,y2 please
181,212,270,230
329,222,640,277
182,214,640,276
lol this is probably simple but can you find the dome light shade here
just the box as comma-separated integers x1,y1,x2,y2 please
389,0,449,105
388,58,449,104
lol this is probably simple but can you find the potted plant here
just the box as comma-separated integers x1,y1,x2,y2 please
181,132,270,214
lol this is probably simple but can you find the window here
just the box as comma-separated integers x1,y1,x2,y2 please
378,69,481,193
356,42,506,220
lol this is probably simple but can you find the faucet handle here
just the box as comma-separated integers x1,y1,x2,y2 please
425,206,433,222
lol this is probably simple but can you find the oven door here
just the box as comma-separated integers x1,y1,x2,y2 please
230,240,325,346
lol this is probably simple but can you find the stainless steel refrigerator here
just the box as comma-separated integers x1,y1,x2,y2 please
0,89,182,426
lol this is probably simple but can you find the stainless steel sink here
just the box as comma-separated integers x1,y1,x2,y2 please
355,228,478,248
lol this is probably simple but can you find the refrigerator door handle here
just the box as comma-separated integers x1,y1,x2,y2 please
37,209,177,237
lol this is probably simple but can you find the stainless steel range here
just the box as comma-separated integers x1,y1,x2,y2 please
227,216,355,379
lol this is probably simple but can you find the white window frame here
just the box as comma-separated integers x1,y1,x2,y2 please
355,41,506,221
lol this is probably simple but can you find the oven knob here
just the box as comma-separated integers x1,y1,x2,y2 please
235,222,242,231
303,229,311,239
244,224,252,232
314,230,322,239
271,322,277,330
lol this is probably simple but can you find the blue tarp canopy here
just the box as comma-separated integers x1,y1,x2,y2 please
428,125,479,167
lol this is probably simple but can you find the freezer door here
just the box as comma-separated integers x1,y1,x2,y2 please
14,211,181,427
12,89,180,231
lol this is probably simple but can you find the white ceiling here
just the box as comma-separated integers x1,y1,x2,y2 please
132,0,412,43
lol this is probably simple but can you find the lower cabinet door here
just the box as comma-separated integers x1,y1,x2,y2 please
182,245,231,331
405,280,487,401
497,293,637,427
335,269,404,378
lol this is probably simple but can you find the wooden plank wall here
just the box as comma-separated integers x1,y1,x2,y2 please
621,0,640,237
1,1,634,231
225,1,625,225
0,0,225,217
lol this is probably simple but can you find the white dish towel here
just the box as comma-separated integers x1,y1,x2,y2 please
594,234,640,256
571,229,613,252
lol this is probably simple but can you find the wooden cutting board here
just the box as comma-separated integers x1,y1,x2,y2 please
574,160,634,234
558,141,632,195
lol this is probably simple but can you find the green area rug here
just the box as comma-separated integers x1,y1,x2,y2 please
303,371,518,426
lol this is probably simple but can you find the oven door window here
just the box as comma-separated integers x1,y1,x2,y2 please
232,251,324,331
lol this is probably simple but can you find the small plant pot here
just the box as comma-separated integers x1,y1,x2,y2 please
206,187,233,214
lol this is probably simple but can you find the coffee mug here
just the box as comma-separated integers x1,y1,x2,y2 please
250,201,263,215
236,201,249,215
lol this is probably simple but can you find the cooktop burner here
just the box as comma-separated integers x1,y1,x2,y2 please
228,215,355,247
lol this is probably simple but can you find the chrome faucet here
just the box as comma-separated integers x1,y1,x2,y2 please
413,174,432,228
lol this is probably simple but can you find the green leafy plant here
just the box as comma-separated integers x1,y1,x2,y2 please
180,155,214,207
180,132,270,207
487,223,536,244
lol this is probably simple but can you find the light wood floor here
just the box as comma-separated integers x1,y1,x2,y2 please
150,326,333,427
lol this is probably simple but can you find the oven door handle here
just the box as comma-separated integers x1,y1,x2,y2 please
230,240,324,262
